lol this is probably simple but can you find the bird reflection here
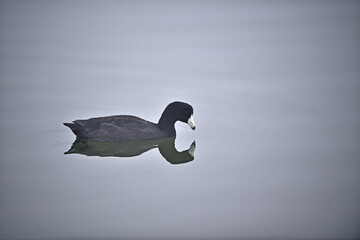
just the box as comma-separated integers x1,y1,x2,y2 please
64,137,195,165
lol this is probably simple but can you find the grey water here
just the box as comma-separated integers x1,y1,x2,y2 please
1,1,360,239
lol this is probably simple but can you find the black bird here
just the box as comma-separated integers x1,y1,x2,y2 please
64,101,195,142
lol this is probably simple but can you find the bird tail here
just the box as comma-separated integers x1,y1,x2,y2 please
63,122,87,139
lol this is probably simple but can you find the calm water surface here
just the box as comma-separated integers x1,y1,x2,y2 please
1,1,360,239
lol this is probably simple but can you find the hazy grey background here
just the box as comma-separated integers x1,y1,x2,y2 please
1,1,360,239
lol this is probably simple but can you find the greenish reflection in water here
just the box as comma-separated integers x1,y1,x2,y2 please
65,137,196,165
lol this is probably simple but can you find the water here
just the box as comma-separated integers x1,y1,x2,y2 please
1,1,360,239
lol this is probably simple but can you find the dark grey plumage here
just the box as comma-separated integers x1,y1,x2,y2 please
64,101,195,142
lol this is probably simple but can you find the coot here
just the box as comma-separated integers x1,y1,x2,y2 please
63,101,195,142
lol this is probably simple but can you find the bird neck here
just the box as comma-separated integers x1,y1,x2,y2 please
158,114,176,134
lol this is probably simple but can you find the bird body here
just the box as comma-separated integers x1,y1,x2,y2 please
64,101,195,142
